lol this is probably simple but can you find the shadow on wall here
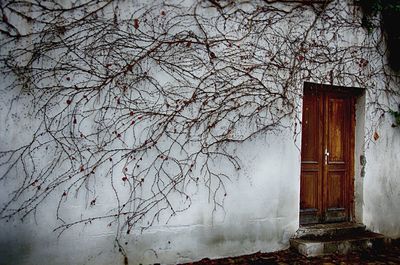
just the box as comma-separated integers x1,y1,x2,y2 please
0,224,33,265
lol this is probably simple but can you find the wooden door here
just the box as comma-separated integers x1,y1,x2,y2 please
300,84,355,225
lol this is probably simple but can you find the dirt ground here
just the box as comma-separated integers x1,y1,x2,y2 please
182,240,400,265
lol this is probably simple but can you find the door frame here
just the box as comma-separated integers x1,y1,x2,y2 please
300,82,364,225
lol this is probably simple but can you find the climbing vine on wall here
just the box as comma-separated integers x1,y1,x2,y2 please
360,0,400,71
0,0,399,259
390,107,400,126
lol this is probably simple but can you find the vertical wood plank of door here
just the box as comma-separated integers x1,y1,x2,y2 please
300,88,323,225
324,93,351,222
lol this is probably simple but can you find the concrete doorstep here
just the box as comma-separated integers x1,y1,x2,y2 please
183,239,400,264
290,222,387,257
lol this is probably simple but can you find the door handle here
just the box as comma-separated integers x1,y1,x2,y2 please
324,148,330,165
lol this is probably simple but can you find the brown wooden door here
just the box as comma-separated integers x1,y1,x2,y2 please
300,84,355,225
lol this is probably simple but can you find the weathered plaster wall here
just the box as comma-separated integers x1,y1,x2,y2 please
354,93,366,223
1,0,400,264
0,127,300,265
363,105,400,238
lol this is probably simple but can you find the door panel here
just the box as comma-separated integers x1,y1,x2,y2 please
300,89,323,224
300,84,355,225
326,171,344,208
327,98,345,162
301,95,321,162
301,171,318,209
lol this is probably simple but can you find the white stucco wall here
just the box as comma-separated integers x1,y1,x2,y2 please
1,1,400,265
0,127,300,265
363,106,400,237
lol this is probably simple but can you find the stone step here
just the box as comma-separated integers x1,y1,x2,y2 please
293,222,366,239
290,223,387,257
